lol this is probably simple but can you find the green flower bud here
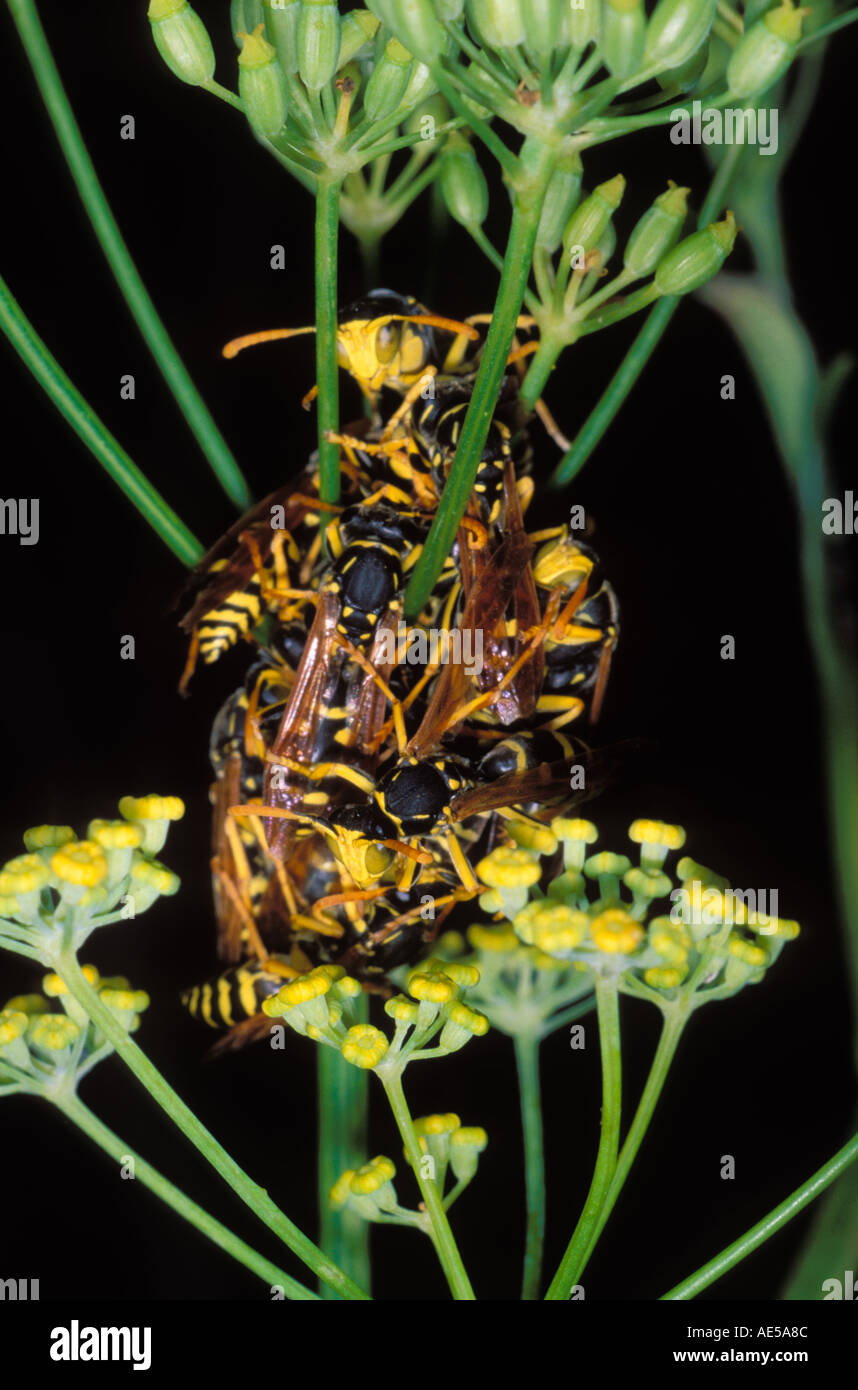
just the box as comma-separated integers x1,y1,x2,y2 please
643,0,716,74
601,0,646,79
579,221,615,296
655,38,709,91
440,135,489,228
238,25,289,138
521,0,563,54
726,0,809,99
467,0,527,50
623,182,688,276
364,37,413,124
654,210,737,295
536,155,583,253
564,0,601,49
563,173,625,259
436,0,466,17
401,60,438,110
368,0,444,63
148,0,216,87
263,0,301,75
297,0,341,92
231,0,265,45
336,10,379,70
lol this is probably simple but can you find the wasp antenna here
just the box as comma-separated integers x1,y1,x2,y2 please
222,325,316,359
404,313,481,341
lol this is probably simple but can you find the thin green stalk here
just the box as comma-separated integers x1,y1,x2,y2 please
432,66,519,178
519,330,566,412
466,224,541,316
317,995,371,1300
0,272,203,567
545,973,622,1300
54,953,370,1300
798,6,858,48
6,0,251,512
514,1031,546,1300
315,178,342,506
59,1094,318,1300
662,1125,858,1300
404,137,555,616
381,1071,475,1299
572,1004,688,1283
549,145,744,489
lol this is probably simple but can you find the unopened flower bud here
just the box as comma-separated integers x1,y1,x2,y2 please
727,0,809,99
148,0,216,87
654,210,737,294
440,135,489,227
297,0,341,92
368,0,444,63
521,0,563,54
536,155,583,253
656,38,709,91
467,0,527,49
364,37,413,123
601,0,646,79
337,9,380,69
264,0,301,74
643,0,716,73
564,0,601,48
563,173,625,258
238,24,289,137
623,182,688,275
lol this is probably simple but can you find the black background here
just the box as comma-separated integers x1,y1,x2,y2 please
0,0,855,1304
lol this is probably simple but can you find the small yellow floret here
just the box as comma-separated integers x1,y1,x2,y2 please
29,1014,80,1050
23,825,76,851
350,1156,396,1195
551,818,598,843
119,795,185,823
590,908,644,955
51,841,108,887
0,854,51,895
628,820,686,849
445,1002,489,1036
408,971,456,1004
341,1024,389,1069
87,819,144,850
476,847,541,889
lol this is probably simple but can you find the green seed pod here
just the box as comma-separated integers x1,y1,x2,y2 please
643,0,716,74
623,183,689,276
564,0,601,49
562,173,625,258
263,0,301,74
656,37,708,91
297,0,341,92
654,211,737,295
401,60,438,109
367,0,444,63
148,0,215,87
364,38,414,123
467,0,527,49
521,0,563,54
601,0,646,79
337,9,380,69
231,0,265,45
436,0,466,17
440,135,489,227
238,25,289,138
536,155,583,253
726,0,809,99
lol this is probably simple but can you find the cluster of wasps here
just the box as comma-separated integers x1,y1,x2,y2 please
179,290,619,1053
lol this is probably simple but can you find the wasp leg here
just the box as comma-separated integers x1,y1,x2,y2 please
441,831,480,893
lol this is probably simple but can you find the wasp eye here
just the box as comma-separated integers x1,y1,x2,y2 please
374,321,400,364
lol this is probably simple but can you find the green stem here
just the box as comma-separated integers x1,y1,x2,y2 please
6,0,251,512
54,953,370,1300
59,1094,318,1300
432,66,519,178
315,178,342,506
545,973,622,1300
317,995,371,1300
200,79,244,112
548,145,744,489
574,1004,688,1283
381,1071,475,1299
519,331,566,412
404,137,555,616
797,6,858,48
514,1031,546,1300
663,1125,858,1300
0,272,203,566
